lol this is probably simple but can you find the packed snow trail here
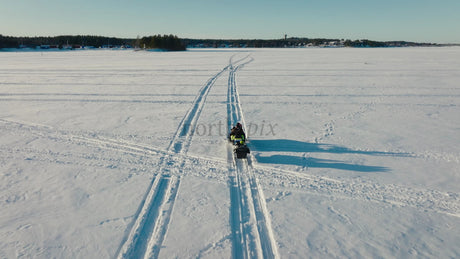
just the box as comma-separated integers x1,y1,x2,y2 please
226,55,280,259
1,118,457,220
117,64,229,259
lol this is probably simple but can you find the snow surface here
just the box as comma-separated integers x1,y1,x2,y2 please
0,48,459,258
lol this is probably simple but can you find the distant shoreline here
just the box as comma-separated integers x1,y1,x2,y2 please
2,45,460,52
2,35,458,50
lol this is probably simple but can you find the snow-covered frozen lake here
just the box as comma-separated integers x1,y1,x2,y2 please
1,48,459,258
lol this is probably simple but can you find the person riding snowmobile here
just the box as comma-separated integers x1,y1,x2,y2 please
229,122,246,145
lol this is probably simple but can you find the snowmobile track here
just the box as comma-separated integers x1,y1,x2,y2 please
1,118,458,219
226,55,280,259
117,64,228,259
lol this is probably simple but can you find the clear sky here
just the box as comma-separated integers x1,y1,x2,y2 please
1,0,459,43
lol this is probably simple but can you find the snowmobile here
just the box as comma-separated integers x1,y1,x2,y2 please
229,123,250,159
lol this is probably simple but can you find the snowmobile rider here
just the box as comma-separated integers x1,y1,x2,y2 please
229,122,246,145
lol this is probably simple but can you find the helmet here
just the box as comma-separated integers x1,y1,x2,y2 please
236,123,242,129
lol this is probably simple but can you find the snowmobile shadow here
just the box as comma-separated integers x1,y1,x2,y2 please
250,139,408,172
255,154,389,172
250,139,410,157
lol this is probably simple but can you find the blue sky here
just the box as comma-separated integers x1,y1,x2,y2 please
1,0,459,43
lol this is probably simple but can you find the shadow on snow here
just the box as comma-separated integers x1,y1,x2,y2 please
250,139,411,172
255,155,389,172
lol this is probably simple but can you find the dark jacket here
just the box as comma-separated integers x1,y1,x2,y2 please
230,126,245,139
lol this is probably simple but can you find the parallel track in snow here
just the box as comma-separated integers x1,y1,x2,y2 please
117,63,229,259
2,118,458,220
2,118,457,220
226,55,279,259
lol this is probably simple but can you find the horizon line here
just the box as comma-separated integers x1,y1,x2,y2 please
1,34,453,45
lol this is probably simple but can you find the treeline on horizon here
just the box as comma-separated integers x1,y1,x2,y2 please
0,34,186,51
183,38,439,48
138,35,186,51
1,34,439,50
0,35,130,49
